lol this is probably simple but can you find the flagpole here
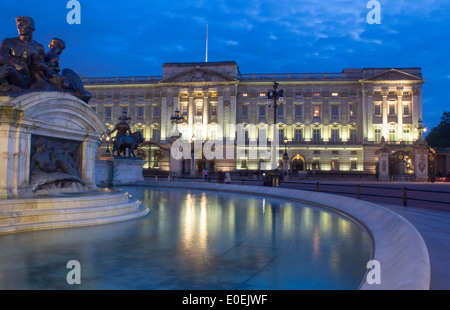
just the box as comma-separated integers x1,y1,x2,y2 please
205,24,208,62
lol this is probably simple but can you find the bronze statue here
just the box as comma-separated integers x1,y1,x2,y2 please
110,115,144,157
0,16,91,103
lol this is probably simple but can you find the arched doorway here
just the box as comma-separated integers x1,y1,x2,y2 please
292,155,305,172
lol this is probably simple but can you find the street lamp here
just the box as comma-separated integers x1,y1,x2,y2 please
104,129,111,155
283,137,288,157
170,108,184,132
267,82,285,125
267,82,285,170
414,119,427,140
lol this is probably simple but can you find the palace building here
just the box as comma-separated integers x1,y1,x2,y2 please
83,61,428,179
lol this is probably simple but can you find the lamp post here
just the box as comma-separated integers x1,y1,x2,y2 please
283,137,289,179
414,119,427,140
170,108,184,134
267,82,285,170
104,129,111,156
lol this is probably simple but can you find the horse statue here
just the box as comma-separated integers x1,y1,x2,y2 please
112,131,144,157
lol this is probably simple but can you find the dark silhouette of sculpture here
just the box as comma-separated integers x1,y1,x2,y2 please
0,16,91,103
110,115,144,157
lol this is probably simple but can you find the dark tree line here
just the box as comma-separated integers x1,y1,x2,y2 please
426,111,450,147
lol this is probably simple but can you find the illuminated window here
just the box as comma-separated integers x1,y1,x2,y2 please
313,105,320,117
331,159,339,170
389,128,396,142
196,104,203,116
349,104,357,117
181,104,188,117
332,92,339,97
243,93,248,97
314,92,320,96
278,128,285,142
374,128,382,143
403,128,411,143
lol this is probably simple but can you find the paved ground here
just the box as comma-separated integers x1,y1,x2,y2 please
149,177,450,289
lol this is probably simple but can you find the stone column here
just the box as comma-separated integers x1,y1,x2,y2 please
218,92,224,139
188,92,194,139
80,136,102,190
0,107,33,198
161,92,167,141
382,91,388,139
203,92,209,139
366,90,374,141
397,88,403,142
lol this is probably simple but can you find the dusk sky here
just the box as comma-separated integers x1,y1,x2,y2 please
1,0,449,130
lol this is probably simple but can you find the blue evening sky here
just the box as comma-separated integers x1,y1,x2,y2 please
1,0,449,129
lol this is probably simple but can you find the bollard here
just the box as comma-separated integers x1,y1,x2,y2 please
357,184,361,199
403,187,407,207
316,182,319,192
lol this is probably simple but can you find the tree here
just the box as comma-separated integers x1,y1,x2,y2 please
426,111,450,147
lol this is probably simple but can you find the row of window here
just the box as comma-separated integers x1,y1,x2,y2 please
374,102,411,116
242,104,358,118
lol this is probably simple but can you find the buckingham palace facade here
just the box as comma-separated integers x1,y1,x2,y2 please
83,61,427,178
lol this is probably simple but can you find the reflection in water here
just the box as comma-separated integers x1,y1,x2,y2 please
0,186,371,290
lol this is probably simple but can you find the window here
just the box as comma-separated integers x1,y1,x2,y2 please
242,105,248,117
314,92,320,97
278,128,285,143
153,106,160,118
105,106,112,119
181,104,188,117
403,103,410,116
313,128,321,144
350,159,358,170
331,159,339,170
374,103,381,116
312,159,320,170
137,106,144,118
374,128,382,143
196,104,203,116
313,105,320,117
295,105,302,118
331,104,339,118
211,104,217,117
349,104,357,117
277,105,284,117
331,128,339,143
294,128,303,143
389,103,396,116
332,92,339,97
350,128,357,144
152,128,160,141
259,105,266,118
403,128,411,143
389,128,396,142
121,106,128,116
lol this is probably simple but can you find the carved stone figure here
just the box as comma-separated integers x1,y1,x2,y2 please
0,16,91,103
110,115,144,157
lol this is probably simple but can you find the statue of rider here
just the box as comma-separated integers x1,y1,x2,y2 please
110,115,132,154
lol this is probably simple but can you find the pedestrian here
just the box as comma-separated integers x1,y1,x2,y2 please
202,168,208,181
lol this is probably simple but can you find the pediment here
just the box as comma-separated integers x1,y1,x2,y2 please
159,67,238,84
363,69,422,82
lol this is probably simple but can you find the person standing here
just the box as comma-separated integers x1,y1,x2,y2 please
202,168,208,182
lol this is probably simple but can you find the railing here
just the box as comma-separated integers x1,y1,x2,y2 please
82,76,163,85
